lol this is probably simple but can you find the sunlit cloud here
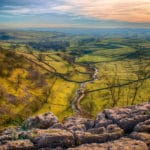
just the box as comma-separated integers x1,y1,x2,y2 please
0,0,150,28
1,0,150,22
62,0,150,22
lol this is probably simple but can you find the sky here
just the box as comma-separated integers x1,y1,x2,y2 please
0,0,150,29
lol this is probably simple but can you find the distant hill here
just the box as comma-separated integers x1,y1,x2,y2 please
24,28,150,38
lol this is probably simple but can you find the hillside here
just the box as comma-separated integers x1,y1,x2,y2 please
0,48,80,128
0,103,150,149
0,48,57,126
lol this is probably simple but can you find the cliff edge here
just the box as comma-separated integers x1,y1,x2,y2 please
0,103,150,150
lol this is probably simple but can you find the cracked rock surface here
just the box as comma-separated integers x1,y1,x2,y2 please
0,103,150,150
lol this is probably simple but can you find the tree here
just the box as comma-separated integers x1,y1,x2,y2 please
130,46,150,105
38,53,44,61
83,95,95,116
16,74,21,90
43,88,51,103
104,64,121,107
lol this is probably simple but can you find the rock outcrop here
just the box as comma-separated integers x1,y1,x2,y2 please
0,140,34,150
24,112,59,129
27,129,75,148
103,103,150,133
0,103,150,150
69,138,148,150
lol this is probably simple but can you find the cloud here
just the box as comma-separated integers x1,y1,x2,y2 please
0,0,64,15
62,0,150,22
0,0,150,23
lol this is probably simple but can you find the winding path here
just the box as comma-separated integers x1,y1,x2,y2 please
72,66,98,115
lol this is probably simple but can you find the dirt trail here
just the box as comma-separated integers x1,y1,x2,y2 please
72,66,98,115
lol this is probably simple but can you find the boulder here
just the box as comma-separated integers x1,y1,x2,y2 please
75,131,108,145
50,123,64,129
24,112,59,129
75,124,123,145
68,138,148,150
95,112,113,128
88,124,123,137
0,135,12,145
103,103,150,132
64,117,94,132
134,119,150,132
1,127,21,135
130,132,150,148
27,129,75,148
87,127,106,134
0,127,21,144
0,140,34,150
86,119,95,129
107,124,124,140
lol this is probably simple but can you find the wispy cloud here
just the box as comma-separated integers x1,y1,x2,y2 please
0,0,64,15
61,0,150,22
1,0,150,22
0,0,150,28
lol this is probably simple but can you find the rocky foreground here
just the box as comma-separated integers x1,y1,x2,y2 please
0,103,150,150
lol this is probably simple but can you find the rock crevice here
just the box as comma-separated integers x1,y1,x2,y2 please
0,103,150,150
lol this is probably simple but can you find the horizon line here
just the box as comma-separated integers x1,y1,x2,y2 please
0,27,150,30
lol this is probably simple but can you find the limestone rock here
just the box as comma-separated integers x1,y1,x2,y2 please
87,127,106,134
95,112,113,128
75,124,123,145
69,138,148,150
50,123,65,129
107,124,124,140
24,112,59,129
0,135,12,145
0,140,34,150
27,129,75,148
0,103,150,149
130,132,150,148
134,119,150,132
75,131,108,145
0,127,21,144
103,103,150,132
64,117,94,132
